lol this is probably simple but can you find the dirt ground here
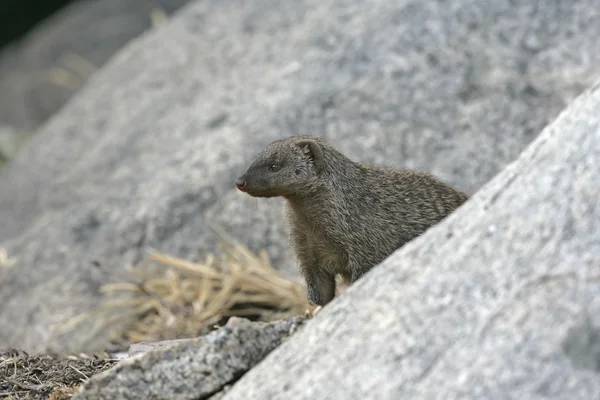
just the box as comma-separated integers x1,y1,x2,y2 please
0,349,117,400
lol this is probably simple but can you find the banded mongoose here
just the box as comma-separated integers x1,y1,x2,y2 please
235,135,468,306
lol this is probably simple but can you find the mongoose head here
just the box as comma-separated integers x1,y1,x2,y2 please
236,136,324,198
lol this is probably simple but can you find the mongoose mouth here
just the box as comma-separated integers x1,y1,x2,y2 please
240,187,280,198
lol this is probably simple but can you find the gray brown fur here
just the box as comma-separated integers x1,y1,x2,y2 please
236,136,468,306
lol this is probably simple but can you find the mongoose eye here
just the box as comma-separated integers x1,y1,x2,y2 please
268,164,280,172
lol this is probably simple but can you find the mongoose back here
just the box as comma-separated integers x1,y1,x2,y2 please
236,135,468,306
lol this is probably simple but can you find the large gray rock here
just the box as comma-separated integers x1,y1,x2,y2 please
0,0,192,134
219,80,600,399
1,0,600,353
73,317,304,400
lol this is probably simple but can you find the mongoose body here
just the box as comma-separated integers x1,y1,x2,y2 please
236,135,468,306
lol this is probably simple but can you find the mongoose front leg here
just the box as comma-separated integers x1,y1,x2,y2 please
303,267,336,306
348,259,370,284
288,221,336,306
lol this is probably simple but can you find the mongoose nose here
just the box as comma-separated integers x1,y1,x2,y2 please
236,178,247,192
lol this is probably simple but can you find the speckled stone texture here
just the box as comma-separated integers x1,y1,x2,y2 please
1,0,600,353
73,317,304,400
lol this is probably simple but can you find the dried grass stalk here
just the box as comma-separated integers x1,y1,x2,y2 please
63,238,309,348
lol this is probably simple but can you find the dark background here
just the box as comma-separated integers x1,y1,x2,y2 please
0,0,76,48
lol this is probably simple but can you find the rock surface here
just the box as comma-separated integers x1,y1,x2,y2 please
1,0,600,353
218,79,600,399
72,317,304,400
0,0,192,135
127,338,198,358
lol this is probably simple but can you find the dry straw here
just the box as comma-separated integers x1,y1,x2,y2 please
62,228,309,348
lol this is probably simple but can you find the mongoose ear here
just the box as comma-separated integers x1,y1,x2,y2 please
298,139,324,173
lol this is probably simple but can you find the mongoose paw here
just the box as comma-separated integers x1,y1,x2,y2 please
304,304,323,318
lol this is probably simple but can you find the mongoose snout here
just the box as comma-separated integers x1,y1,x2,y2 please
236,135,468,306
235,178,247,192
